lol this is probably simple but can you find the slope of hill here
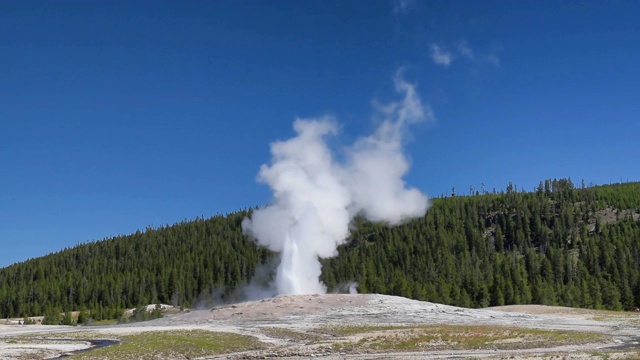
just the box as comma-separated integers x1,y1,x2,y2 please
321,180,640,310
1,179,639,320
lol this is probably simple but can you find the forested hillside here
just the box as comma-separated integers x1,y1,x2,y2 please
1,179,640,320
322,180,640,310
0,211,272,320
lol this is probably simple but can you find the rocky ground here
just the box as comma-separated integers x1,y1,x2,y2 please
1,294,639,359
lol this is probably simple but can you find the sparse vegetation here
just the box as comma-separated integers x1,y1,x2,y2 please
119,304,164,324
316,324,410,336
70,330,267,359
17,331,102,340
323,324,607,353
261,327,322,342
3,302,635,359
84,318,118,326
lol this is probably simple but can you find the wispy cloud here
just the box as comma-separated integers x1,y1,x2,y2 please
430,41,500,68
430,44,453,68
457,41,475,60
485,54,501,66
392,0,416,15
457,40,500,66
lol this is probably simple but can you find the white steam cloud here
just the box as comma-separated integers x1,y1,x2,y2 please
242,72,431,295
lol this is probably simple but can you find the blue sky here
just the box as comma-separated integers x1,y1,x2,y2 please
1,0,638,267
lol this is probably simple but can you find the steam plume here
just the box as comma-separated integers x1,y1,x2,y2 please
242,72,431,295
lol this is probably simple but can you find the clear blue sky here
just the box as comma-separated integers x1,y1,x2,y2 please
1,0,638,267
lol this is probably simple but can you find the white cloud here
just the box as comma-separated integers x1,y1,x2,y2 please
430,44,453,68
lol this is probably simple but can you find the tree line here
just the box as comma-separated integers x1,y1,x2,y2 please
1,179,639,320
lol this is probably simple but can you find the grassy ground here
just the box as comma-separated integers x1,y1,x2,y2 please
5,308,630,359
1,324,623,359
69,330,267,359
84,319,119,326
260,326,323,342
314,324,609,354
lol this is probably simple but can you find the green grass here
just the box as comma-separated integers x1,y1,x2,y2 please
84,319,119,326
70,330,267,359
17,331,103,340
590,350,640,359
592,312,640,323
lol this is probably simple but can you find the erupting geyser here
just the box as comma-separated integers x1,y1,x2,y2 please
242,72,432,295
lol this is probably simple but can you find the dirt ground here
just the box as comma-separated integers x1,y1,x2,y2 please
1,294,639,359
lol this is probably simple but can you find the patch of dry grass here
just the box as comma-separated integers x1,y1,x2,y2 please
260,327,322,343
319,324,608,354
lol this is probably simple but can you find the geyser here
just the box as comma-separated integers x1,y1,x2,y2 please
242,72,432,295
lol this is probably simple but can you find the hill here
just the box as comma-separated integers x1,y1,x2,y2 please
1,179,639,320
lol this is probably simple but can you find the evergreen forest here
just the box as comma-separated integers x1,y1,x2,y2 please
1,179,640,321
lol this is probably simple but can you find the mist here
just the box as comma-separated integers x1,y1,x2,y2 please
242,71,432,295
